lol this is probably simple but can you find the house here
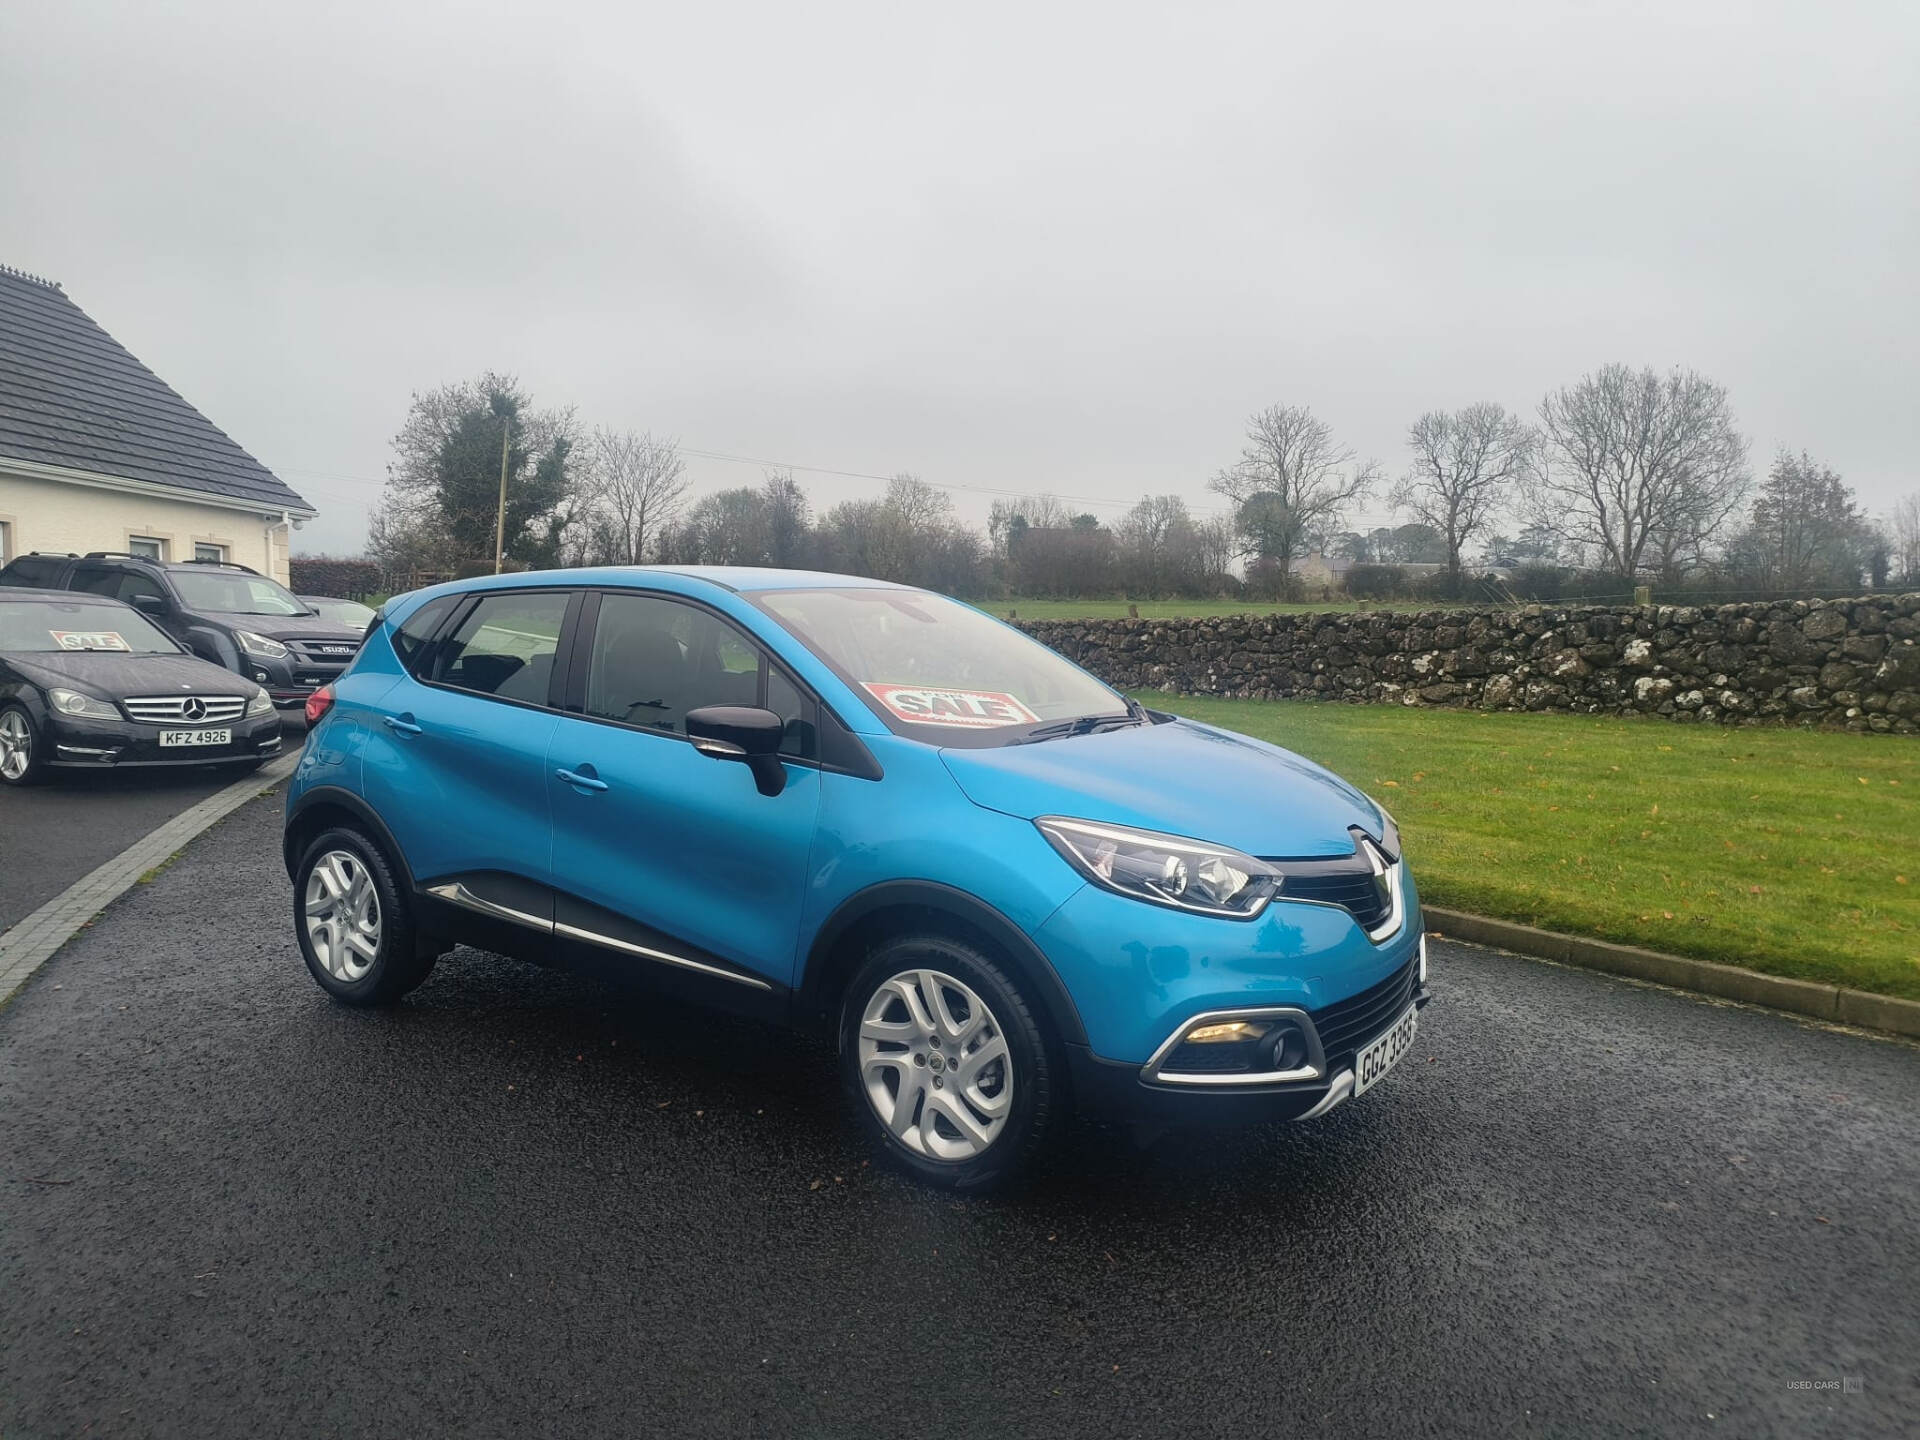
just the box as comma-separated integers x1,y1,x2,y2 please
1290,549,1356,585
0,264,312,582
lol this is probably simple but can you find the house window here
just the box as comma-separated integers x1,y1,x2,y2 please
128,536,166,560
0,520,11,564
194,542,228,563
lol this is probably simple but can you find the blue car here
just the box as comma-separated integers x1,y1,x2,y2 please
284,568,1430,1189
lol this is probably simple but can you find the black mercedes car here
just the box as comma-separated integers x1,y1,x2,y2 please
0,553,365,710
0,589,283,785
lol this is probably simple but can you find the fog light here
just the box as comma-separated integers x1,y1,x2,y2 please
1265,1022,1309,1071
1420,935,1429,984
1183,1020,1272,1044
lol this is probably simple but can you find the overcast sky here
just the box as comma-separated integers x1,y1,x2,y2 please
4,0,1916,555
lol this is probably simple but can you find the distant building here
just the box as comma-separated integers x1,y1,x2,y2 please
0,264,311,582
1290,549,1356,584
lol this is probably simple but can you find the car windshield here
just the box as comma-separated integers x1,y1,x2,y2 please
303,597,375,628
170,570,309,616
754,587,1129,744
0,599,181,654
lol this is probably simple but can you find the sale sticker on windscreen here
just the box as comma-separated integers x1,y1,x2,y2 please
50,630,131,652
864,683,1041,729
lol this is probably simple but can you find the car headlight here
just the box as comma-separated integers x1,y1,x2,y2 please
245,689,275,717
236,630,288,659
48,687,121,720
1036,817,1280,918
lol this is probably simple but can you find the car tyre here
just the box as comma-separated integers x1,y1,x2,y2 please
0,703,48,786
840,933,1057,1192
293,827,434,1006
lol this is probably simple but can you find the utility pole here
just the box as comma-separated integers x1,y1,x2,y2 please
493,414,512,574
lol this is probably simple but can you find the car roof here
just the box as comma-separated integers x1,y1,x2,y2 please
427,566,915,596
0,586,121,605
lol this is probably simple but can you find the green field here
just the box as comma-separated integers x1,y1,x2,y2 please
1133,692,1920,1001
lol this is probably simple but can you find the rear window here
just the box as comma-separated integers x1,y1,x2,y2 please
389,595,461,674
427,591,570,705
0,556,68,589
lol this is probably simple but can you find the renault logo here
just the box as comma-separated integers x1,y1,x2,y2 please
182,697,207,722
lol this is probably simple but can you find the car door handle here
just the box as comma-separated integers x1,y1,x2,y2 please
384,715,423,736
556,767,609,793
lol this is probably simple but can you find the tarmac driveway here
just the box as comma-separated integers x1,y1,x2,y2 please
1,787,1915,1439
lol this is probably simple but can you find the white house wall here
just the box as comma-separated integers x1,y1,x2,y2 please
0,471,291,582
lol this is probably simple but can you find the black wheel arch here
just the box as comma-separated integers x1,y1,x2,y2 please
284,785,416,891
800,880,1087,1048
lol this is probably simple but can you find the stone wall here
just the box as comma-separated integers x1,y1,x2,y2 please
1015,594,1920,733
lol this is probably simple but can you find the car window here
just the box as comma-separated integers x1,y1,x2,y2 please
168,570,308,616
115,571,168,609
71,565,125,598
754,587,1125,744
582,593,814,759
429,591,569,705
0,598,180,654
390,595,461,675
764,664,816,760
0,556,67,589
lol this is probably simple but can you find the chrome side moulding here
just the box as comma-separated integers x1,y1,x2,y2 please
423,881,553,933
424,880,775,993
551,921,774,992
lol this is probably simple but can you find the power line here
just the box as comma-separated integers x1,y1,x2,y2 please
274,447,1407,532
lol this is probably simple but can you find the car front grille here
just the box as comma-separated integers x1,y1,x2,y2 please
122,695,248,724
1309,958,1419,1066
287,639,358,663
1282,867,1392,931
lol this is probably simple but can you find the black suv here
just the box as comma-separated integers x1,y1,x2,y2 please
0,552,365,709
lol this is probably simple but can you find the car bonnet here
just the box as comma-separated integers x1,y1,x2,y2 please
938,716,1386,859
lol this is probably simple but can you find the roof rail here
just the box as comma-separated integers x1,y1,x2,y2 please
180,557,262,575
83,550,150,561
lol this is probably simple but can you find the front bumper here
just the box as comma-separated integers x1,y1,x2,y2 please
1067,970,1434,1125
1030,865,1430,1122
47,710,284,768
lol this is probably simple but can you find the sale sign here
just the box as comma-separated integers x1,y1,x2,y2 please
864,683,1041,729
49,630,131,652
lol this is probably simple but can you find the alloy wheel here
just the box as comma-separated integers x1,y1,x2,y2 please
304,850,383,982
857,968,1013,1161
0,710,31,780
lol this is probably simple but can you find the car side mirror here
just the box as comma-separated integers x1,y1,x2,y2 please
686,705,787,796
130,593,167,614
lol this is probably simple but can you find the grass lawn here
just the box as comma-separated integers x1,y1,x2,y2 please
1134,692,1920,1001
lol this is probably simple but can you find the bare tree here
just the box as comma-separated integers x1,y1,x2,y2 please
582,428,688,565
1116,494,1199,595
761,468,812,567
1525,365,1749,580
1892,493,1920,584
1209,405,1379,586
1392,403,1532,591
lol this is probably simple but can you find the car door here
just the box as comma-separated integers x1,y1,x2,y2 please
358,587,576,919
545,589,822,996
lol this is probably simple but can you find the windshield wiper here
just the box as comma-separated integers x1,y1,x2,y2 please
1012,705,1146,745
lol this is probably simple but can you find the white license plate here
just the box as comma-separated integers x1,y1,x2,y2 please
1352,1003,1418,1096
159,728,231,747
